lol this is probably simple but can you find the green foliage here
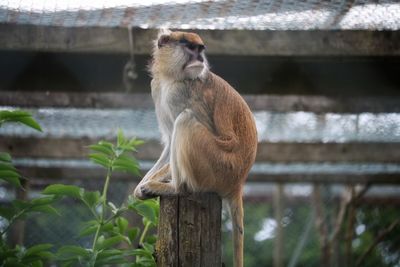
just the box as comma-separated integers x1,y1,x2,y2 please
88,129,143,176
0,153,21,187
0,110,54,266
0,112,158,267
0,243,54,267
0,110,42,132
39,130,157,267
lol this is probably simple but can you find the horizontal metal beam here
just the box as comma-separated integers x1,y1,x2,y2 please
0,92,154,109
2,137,400,163
2,91,400,113
0,24,399,56
15,166,400,185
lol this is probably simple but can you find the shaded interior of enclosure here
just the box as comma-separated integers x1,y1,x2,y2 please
1,51,400,96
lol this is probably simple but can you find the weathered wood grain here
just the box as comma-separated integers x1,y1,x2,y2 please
156,196,179,267
156,193,222,267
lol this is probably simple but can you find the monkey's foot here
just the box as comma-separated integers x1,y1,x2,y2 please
133,184,158,200
138,181,176,199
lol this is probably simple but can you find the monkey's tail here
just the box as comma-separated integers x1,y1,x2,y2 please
227,193,244,267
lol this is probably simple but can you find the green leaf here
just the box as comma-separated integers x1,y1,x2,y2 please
42,184,83,199
129,138,144,147
116,217,129,234
112,164,140,176
82,191,101,209
89,153,110,168
0,152,12,162
89,144,113,156
117,129,125,147
127,227,139,243
133,202,157,225
0,110,42,132
30,205,59,215
0,170,21,187
30,196,58,206
0,162,18,172
14,116,42,132
36,251,53,259
113,154,140,176
145,235,157,245
142,243,154,254
79,224,98,237
96,249,123,260
12,199,31,211
56,246,90,260
60,261,74,267
95,256,128,266
101,221,115,233
95,249,128,265
98,141,114,150
25,244,53,257
126,248,153,258
79,220,101,237
32,260,43,267
97,235,125,250
0,206,15,220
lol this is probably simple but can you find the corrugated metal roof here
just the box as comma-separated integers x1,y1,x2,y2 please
0,0,399,30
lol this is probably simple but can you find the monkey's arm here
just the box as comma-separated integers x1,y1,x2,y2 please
143,143,170,181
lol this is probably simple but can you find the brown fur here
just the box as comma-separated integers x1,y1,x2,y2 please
133,30,258,267
170,31,205,45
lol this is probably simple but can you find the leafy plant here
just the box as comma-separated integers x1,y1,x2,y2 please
42,130,158,266
0,110,55,266
0,110,159,267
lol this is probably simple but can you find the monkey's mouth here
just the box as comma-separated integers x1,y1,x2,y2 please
184,60,204,70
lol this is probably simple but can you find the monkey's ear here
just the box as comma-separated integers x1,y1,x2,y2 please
158,35,170,48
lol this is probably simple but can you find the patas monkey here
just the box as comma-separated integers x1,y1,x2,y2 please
133,29,258,267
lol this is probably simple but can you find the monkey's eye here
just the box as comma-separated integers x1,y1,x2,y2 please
179,38,189,45
186,43,196,51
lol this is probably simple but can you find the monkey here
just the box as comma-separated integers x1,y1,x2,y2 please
133,29,258,267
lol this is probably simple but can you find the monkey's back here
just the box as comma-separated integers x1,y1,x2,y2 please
196,72,258,194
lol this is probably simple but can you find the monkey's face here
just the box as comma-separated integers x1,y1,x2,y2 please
153,30,208,80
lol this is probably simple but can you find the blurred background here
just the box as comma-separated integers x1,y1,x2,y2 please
0,0,400,266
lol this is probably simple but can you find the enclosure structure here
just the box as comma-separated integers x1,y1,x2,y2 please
1,1,400,266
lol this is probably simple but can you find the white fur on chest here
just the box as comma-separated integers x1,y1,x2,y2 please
153,79,188,144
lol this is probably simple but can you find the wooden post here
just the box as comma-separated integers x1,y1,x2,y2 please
273,184,284,267
156,193,222,267
10,179,28,246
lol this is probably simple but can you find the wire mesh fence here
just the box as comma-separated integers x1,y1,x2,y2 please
0,0,399,30
4,180,398,267
0,1,400,266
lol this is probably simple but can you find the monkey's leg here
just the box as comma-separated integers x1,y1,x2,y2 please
228,194,244,267
140,109,201,196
